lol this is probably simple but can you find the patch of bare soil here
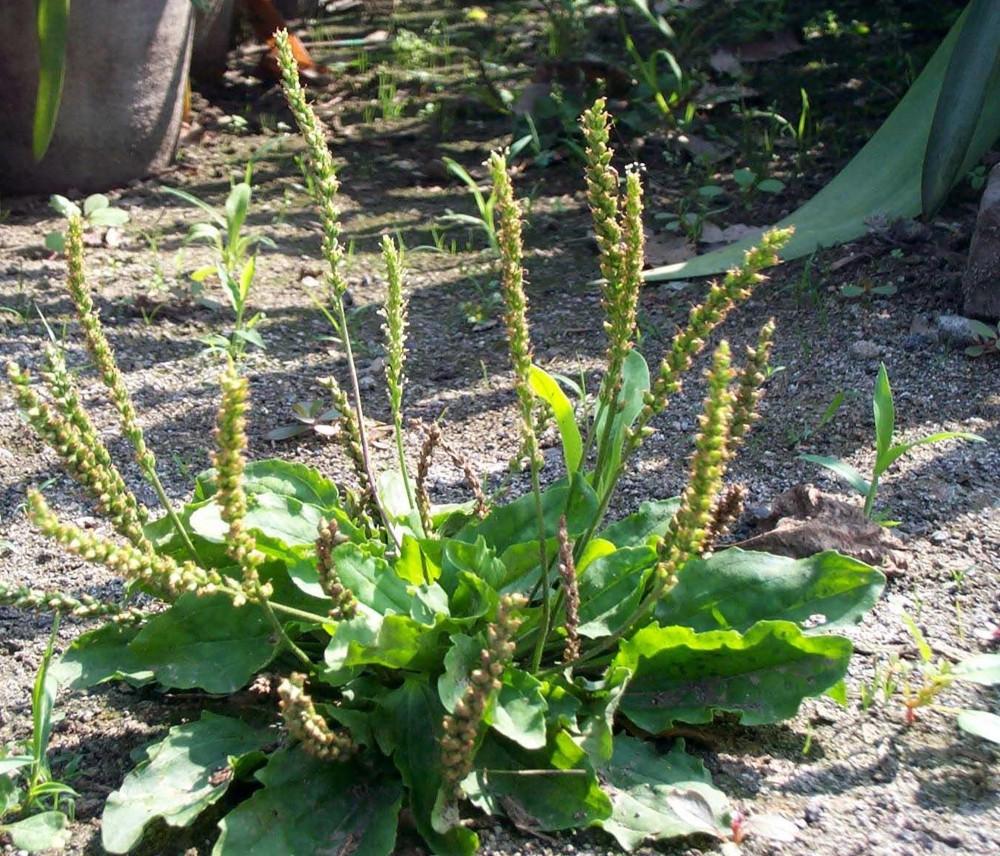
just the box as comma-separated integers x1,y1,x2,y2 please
2,2,998,854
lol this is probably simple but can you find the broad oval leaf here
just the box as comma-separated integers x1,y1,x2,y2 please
577,546,657,639
125,593,278,693
457,473,598,550
214,747,403,856
102,713,272,854
654,548,886,634
468,730,611,831
194,459,342,510
957,709,1000,744
2,811,70,852
952,653,1000,686
598,498,681,548
598,736,731,850
615,621,853,731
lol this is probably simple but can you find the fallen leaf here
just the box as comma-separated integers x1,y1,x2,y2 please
645,229,695,266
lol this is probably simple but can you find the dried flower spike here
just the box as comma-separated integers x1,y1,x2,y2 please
315,518,358,620
440,593,526,796
278,672,355,760
556,516,580,664
414,419,442,535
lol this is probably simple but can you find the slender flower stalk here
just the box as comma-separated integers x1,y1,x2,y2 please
630,231,791,453
438,435,489,520
580,99,624,290
212,364,268,601
61,218,202,561
556,517,580,664
488,150,550,670
26,490,225,601
40,345,148,521
654,342,735,583
315,518,358,620
728,318,776,448
414,420,442,535
440,594,525,797
545,342,737,678
381,234,416,513
278,30,395,545
0,582,145,625
278,673,356,760
8,362,149,548
64,217,153,470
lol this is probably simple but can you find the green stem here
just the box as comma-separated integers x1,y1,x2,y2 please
863,477,879,518
145,467,203,564
529,463,550,673
393,413,418,521
260,598,313,668
267,600,335,625
335,298,400,549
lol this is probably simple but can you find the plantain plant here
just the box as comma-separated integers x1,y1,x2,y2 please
1,33,888,856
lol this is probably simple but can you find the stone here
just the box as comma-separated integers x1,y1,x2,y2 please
849,339,881,359
937,314,983,347
963,162,1000,319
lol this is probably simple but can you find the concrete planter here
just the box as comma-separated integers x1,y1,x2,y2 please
0,0,194,195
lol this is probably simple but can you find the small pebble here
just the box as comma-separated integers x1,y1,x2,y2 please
929,529,949,545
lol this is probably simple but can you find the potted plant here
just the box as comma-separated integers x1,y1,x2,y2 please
0,0,199,195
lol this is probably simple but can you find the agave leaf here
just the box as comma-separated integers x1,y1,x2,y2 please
922,0,1000,215
213,747,403,856
598,737,730,850
615,621,852,731
644,7,1000,281
102,713,271,854
32,0,71,161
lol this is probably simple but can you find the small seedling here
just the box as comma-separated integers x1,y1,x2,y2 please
841,279,897,298
899,614,1000,743
438,158,499,255
45,194,129,253
732,167,785,199
0,617,77,852
266,400,343,441
965,319,999,357
802,363,984,517
163,166,275,359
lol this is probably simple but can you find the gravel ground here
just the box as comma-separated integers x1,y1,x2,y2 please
2,5,999,853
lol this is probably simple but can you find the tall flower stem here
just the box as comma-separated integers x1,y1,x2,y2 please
63,217,201,563
276,29,397,548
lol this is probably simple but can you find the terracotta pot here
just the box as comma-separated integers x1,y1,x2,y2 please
192,0,237,83
0,0,194,195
